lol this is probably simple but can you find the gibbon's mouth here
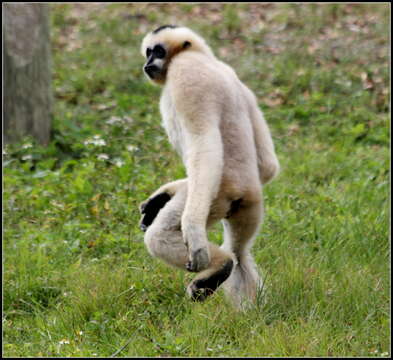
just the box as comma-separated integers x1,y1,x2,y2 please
144,64,160,79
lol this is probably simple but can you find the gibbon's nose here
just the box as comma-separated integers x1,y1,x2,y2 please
144,64,159,77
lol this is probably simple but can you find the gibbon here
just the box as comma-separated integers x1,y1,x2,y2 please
139,25,280,308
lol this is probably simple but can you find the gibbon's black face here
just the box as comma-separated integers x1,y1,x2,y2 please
143,43,167,82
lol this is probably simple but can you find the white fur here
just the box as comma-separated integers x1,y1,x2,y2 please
153,58,164,68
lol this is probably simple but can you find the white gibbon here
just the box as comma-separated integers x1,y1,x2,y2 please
139,25,280,308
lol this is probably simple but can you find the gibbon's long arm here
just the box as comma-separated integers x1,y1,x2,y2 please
178,109,224,272
169,63,225,247
182,125,223,227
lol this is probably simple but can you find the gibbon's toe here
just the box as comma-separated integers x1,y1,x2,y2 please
186,259,234,301
139,192,171,231
187,283,212,302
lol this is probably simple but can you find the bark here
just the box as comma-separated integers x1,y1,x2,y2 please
4,3,53,145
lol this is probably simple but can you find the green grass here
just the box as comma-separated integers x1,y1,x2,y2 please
3,3,390,357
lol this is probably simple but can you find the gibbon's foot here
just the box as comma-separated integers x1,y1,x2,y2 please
186,259,234,301
187,286,214,302
139,192,171,232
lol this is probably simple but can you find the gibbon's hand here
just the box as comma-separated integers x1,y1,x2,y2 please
182,221,211,272
139,192,171,232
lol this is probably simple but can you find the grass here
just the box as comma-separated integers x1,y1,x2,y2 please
3,3,390,357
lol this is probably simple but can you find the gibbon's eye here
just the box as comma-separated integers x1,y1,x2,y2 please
153,45,166,59
146,48,152,58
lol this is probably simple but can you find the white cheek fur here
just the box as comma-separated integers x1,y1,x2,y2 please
153,58,164,68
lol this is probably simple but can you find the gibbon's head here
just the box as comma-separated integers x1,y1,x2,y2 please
141,25,214,84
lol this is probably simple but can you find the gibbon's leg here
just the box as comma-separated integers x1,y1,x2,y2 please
139,179,187,232
143,185,234,301
221,198,264,309
142,179,188,202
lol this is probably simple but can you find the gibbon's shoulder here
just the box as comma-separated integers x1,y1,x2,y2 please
167,52,234,96
168,51,217,76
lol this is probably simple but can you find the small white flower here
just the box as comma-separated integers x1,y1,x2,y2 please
84,135,106,147
126,145,137,152
207,348,213,352
22,143,33,149
78,331,83,336
21,154,33,161
113,158,125,167
123,116,134,124
97,153,109,161
95,139,106,146
106,116,122,125
59,339,70,345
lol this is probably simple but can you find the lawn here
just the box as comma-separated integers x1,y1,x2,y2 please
3,3,390,357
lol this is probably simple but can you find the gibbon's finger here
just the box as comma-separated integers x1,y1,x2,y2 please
186,246,210,272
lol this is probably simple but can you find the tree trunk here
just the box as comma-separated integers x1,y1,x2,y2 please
4,3,53,146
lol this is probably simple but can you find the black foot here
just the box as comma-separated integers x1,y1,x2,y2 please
187,259,234,301
139,192,171,231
